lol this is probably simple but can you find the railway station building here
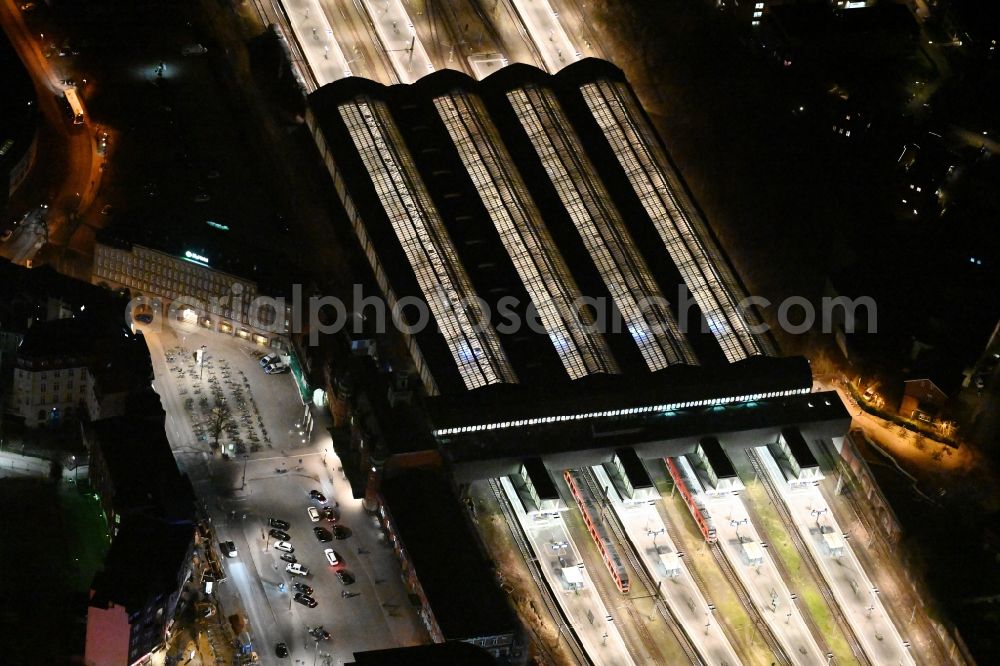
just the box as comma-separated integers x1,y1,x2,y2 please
307,58,854,661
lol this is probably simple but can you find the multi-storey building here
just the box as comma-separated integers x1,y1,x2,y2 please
378,470,526,665
84,392,196,666
0,31,38,217
92,228,294,350
11,312,151,427
84,520,195,666
307,60,774,400
84,391,196,535
724,0,877,29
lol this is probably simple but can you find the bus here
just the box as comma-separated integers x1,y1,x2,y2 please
63,86,85,125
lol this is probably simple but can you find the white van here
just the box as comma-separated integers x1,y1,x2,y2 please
285,562,309,576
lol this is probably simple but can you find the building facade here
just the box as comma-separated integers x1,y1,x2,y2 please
307,60,774,399
85,521,195,666
0,30,38,217
13,363,89,427
378,470,526,665
10,313,151,428
92,239,292,350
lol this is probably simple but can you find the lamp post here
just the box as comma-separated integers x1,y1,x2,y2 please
199,345,207,380
810,508,828,527
730,517,749,542
647,528,665,551
240,454,248,490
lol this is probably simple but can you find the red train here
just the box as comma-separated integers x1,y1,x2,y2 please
564,469,630,593
664,458,717,543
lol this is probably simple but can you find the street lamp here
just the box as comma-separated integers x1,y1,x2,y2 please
647,528,665,551
730,517,749,542
239,454,249,490
810,508,828,527
199,345,207,380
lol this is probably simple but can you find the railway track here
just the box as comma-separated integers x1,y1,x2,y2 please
494,0,548,70
740,486,835,660
577,469,702,665
489,479,592,666
656,480,760,665
709,542,791,665
249,0,319,92
745,448,871,666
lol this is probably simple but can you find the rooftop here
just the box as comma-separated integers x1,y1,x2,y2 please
380,470,518,641
0,261,127,335
16,313,147,373
346,642,497,665
96,220,302,299
89,400,195,522
89,518,193,612
0,32,37,205
307,59,773,392
428,354,813,436
441,390,847,471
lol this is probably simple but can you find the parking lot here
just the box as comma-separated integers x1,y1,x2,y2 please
142,322,427,664
142,323,306,471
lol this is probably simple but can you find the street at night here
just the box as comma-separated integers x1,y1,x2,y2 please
2,0,998,665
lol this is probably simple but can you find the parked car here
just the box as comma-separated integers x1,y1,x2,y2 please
336,570,355,585
294,593,318,608
307,506,320,522
269,529,290,541
293,583,313,596
181,43,208,56
221,541,237,558
268,518,290,530
309,490,326,503
260,353,279,367
285,563,308,576
331,525,350,540
280,553,296,564
313,527,332,543
311,627,331,641
275,642,289,658
324,548,340,566
264,361,289,374
321,506,337,521
274,541,294,553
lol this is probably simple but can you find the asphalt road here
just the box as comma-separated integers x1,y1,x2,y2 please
0,0,100,275
143,323,426,665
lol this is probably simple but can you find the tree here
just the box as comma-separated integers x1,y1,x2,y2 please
208,399,230,451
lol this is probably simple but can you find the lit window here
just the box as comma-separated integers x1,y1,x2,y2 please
753,11,762,17
752,19,760,26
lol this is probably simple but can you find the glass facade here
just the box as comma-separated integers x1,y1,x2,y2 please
338,97,517,391
433,91,618,380
580,79,774,362
507,85,697,372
